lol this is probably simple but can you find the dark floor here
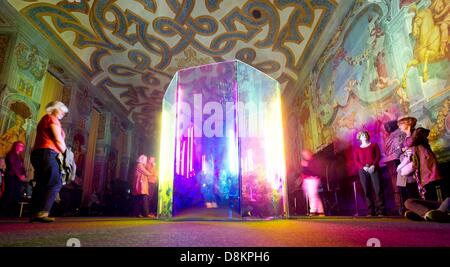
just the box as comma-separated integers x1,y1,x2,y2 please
1,216,450,247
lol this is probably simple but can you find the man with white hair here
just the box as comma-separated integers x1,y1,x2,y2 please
30,101,68,222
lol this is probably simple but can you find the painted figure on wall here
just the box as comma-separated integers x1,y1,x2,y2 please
364,15,400,93
0,35,9,74
294,0,450,163
402,2,450,88
0,101,31,157
368,17,389,89
0,116,26,157
431,0,450,57
15,44,47,81
72,133,85,185
429,98,450,141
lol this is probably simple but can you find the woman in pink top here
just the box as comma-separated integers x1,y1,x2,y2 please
354,131,385,216
132,155,153,218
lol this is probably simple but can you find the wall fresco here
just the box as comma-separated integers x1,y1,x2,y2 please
287,0,449,179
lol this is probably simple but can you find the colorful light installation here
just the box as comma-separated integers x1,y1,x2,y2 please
158,60,287,219
158,74,177,218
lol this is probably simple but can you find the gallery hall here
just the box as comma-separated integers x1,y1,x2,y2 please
0,0,449,248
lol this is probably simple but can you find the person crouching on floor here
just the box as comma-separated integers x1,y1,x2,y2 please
404,197,450,223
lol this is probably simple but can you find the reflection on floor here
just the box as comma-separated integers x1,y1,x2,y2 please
1,217,450,247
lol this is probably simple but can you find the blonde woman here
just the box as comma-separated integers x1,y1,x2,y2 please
30,101,68,222
132,155,152,217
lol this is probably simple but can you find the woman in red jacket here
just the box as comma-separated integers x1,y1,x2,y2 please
354,131,385,216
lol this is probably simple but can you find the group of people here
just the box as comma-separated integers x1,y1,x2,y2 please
1,101,447,223
354,115,449,222
0,101,69,222
0,100,163,221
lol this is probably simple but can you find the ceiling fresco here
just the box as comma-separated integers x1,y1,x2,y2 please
7,0,342,136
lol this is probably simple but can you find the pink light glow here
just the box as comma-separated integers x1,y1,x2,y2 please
247,149,253,172
303,177,324,214
189,126,194,175
175,89,182,175
181,140,185,177
187,126,191,177
176,137,181,175
202,154,206,173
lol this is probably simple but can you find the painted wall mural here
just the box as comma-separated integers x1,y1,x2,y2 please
0,20,136,209
7,0,342,138
62,84,72,108
0,101,31,157
401,0,450,89
69,132,85,185
0,35,10,75
286,0,450,178
13,43,48,99
0,38,45,162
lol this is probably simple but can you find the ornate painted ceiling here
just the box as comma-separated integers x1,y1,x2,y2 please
6,0,345,136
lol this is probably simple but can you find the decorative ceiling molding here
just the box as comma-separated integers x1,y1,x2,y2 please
6,0,344,136
0,13,11,27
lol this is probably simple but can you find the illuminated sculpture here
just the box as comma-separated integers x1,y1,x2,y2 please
158,60,287,219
